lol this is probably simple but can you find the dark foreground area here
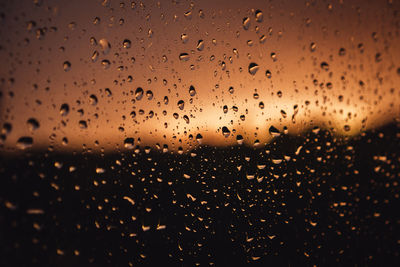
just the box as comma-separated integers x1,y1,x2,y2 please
1,123,400,266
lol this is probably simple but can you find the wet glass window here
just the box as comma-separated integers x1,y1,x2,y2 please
0,0,399,266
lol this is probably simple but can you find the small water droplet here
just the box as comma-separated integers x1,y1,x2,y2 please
183,115,189,124
196,133,203,144
181,34,189,43
146,90,153,100
91,51,99,62
310,42,316,52
63,61,71,71
124,138,134,149
243,17,250,30
189,85,196,96
123,39,131,49
177,100,185,110
236,135,244,145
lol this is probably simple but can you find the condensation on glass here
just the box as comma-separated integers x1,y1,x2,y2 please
0,0,399,266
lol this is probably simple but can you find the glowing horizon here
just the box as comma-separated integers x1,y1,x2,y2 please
0,0,399,153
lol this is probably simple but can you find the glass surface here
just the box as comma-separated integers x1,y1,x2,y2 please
0,0,399,265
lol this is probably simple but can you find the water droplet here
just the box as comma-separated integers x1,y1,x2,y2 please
270,52,277,61
62,137,68,146
181,34,189,43
101,60,110,69
310,42,316,52
259,102,264,109
91,51,99,62
63,61,71,71
255,10,263,22
248,63,259,75
60,103,69,116
243,17,250,30
105,88,112,96
179,53,190,61
16,137,33,150
124,138,134,149
79,120,87,129
146,90,153,100
344,125,351,132
236,135,244,145
196,40,204,51
177,100,185,110
96,167,105,174
2,123,12,135
265,70,272,78
312,126,320,134
223,105,228,113
183,115,189,124
123,39,131,49
89,94,98,105
320,62,329,71
269,126,280,137
222,126,230,137
99,38,111,54
135,87,144,100
196,133,203,144
228,86,234,94
27,118,40,131
189,85,196,96
163,96,169,105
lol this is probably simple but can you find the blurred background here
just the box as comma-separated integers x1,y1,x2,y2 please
0,0,399,266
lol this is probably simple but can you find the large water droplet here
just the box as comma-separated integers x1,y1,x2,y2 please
27,118,40,131
89,94,98,105
196,40,204,51
177,100,185,110
60,103,69,116
248,63,259,75
135,87,144,100
179,53,190,61
123,39,131,49
124,138,134,149
99,38,111,54
79,120,88,129
255,10,263,22
189,85,196,96
222,126,231,137
16,137,33,150
269,126,280,137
